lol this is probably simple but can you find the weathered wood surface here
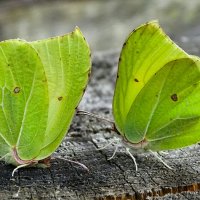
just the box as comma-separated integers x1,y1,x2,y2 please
1,51,200,200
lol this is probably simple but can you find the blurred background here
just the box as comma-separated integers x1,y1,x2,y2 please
0,0,200,54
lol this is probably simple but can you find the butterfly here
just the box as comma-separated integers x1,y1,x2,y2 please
112,21,200,169
0,28,91,175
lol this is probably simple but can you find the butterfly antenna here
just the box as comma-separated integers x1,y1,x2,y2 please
12,163,30,177
76,110,115,124
54,156,89,172
126,148,138,171
149,150,173,170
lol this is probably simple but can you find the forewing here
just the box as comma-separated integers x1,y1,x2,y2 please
113,21,189,137
124,58,200,150
0,40,48,160
31,28,91,160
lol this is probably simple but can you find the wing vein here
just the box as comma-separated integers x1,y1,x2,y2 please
148,116,199,142
143,67,171,136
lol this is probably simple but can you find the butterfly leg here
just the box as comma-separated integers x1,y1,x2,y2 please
107,144,119,160
149,150,173,170
12,163,30,177
126,148,138,171
53,156,89,172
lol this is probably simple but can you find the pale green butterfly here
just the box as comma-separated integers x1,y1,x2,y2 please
78,21,200,169
113,21,200,169
0,28,91,174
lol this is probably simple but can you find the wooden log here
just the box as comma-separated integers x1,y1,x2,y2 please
0,51,200,199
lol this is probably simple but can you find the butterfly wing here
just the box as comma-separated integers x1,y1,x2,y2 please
31,28,91,160
0,40,48,160
113,21,189,141
124,58,200,151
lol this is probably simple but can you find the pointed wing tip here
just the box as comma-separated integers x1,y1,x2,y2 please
122,19,161,48
74,26,81,31
148,19,159,24
73,26,90,50
143,19,160,28
73,26,87,40
73,26,83,36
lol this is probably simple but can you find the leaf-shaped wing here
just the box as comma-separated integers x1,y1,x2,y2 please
124,58,200,150
31,28,91,160
113,21,189,137
0,40,49,160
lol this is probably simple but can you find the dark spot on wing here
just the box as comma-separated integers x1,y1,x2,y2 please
171,94,178,101
58,96,63,101
134,78,139,82
42,79,47,83
13,87,20,94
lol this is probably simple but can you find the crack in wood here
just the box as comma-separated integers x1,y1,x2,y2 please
96,183,200,200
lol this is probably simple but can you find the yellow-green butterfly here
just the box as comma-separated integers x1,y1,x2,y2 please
78,21,200,169
0,28,91,174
